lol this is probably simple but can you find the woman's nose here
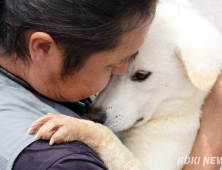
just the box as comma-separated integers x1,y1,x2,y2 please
111,63,129,75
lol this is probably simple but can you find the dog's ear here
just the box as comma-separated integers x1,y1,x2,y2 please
175,47,220,91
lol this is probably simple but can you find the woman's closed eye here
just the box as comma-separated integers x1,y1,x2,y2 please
109,51,139,68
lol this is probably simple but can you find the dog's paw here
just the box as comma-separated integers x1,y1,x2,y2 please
28,113,84,145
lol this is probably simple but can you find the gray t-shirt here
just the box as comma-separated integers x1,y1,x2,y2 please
0,68,85,170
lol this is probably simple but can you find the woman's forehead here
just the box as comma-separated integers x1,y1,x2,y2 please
116,23,150,53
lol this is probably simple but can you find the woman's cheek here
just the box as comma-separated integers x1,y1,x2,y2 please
97,74,112,92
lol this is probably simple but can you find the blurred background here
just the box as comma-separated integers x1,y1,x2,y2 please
190,0,222,33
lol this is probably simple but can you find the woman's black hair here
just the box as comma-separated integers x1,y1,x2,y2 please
0,0,157,77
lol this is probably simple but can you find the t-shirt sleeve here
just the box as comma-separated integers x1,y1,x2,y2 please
49,155,107,170
12,140,108,170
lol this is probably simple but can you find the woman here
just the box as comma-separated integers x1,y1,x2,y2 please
0,0,157,170
0,0,221,170
184,74,222,170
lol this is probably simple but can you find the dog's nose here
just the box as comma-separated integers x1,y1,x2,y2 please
87,108,107,124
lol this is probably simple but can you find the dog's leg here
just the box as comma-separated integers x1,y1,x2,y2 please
28,114,144,170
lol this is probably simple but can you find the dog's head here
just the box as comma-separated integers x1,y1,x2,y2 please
88,4,222,132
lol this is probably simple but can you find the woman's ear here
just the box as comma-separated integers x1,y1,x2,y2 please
29,32,57,65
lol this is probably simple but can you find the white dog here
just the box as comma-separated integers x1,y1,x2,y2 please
29,1,222,170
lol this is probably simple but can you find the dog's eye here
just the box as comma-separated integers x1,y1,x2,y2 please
132,70,152,82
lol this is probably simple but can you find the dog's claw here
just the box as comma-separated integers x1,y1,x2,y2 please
28,114,87,145
34,133,41,140
27,128,32,133
49,139,54,145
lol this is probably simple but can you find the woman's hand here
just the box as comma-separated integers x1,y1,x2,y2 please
184,74,222,170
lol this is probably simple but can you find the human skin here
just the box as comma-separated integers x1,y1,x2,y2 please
1,15,222,169
0,22,150,102
183,74,222,170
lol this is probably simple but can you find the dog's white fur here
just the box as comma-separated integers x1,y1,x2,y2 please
30,1,222,170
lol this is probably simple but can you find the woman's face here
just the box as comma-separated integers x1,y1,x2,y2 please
58,23,150,101
26,22,151,102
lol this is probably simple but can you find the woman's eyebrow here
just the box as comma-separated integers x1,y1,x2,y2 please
120,51,139,64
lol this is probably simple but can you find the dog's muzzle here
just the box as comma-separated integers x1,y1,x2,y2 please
87,107,107,124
